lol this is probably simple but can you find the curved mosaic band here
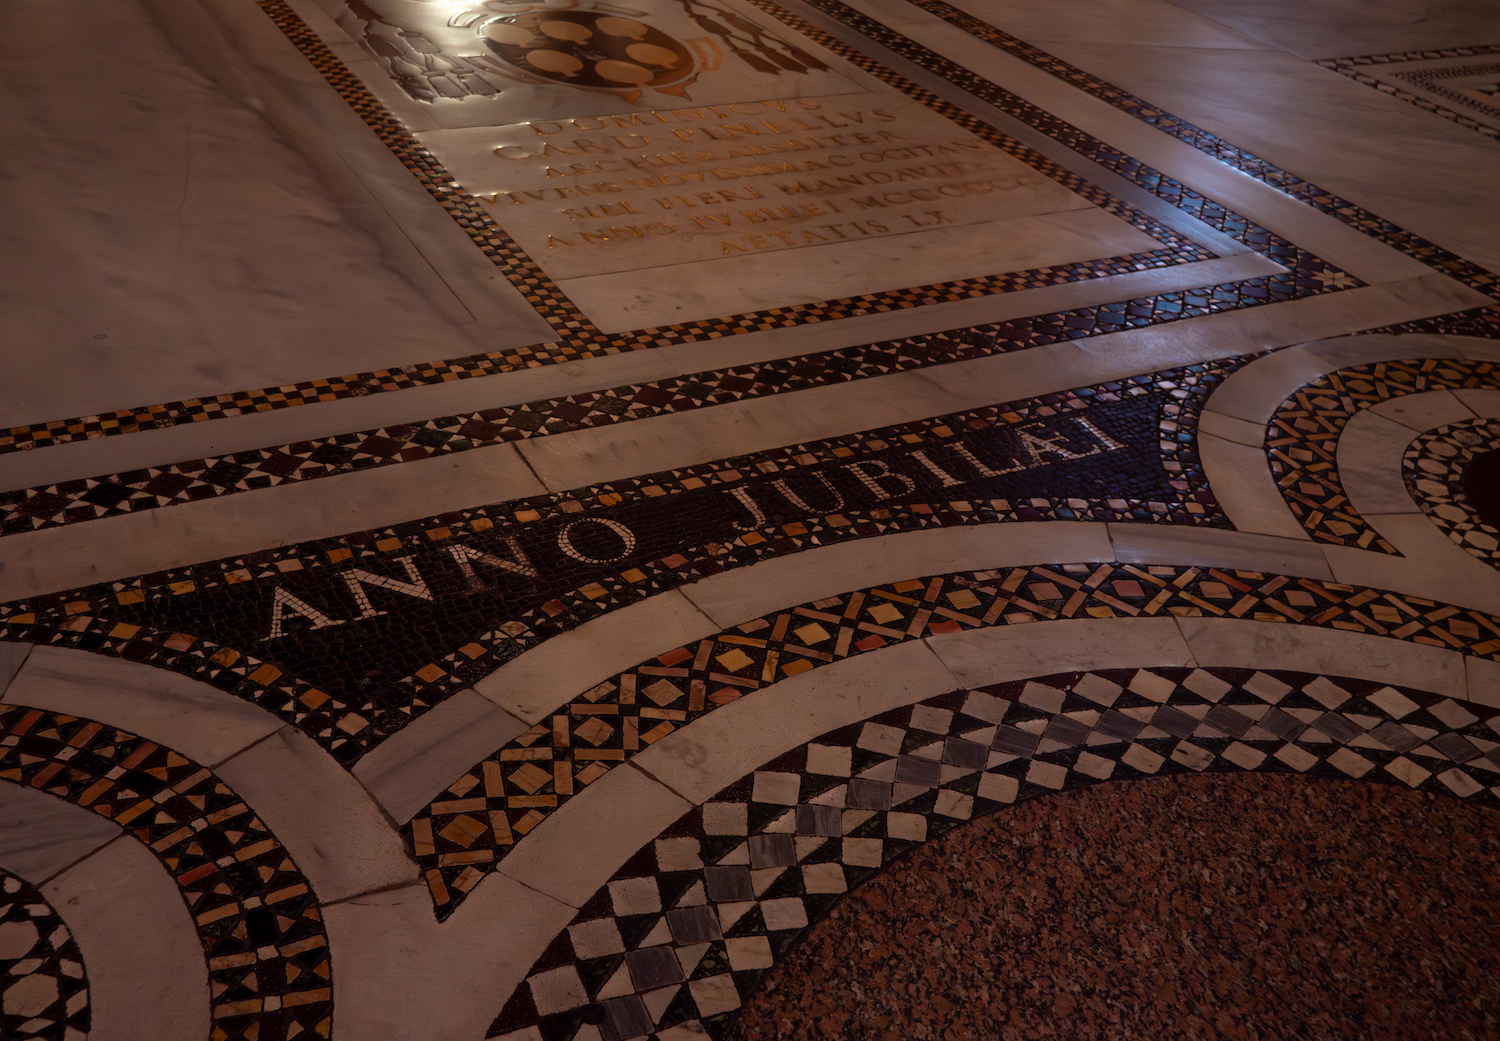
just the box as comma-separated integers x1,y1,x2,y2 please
1406,416,1500,568
411,563,1500,917
0,868,89,1041
0,706,332,1041
1267,355,1500,551
0,361,1228,764
491,666,1500,1041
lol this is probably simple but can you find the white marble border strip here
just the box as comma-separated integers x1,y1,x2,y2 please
1,275,1483,604
0,646,417,905
326,612,1492,1041
0,253,1274,495
0,782,208,1041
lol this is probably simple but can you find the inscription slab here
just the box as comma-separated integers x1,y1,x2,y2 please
315,0,1167,326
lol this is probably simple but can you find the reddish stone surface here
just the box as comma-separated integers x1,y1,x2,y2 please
734,773,1500,1041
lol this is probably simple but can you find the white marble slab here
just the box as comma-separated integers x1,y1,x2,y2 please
0,0,551,432
474,590,719,724
557,207,1159,331
1174,617,1468,698
1370,388,1477,431
497,763,691,907
0,442,546,602
1338,411,1424,517
1323,517,1500,617
1197,433,1310,541
321,877,575,1041
0,782,120,885
631,640,957,803
1108,526,1333,579
926,616,1196,687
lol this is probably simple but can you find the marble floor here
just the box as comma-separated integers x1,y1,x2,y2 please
1,0,1499,1038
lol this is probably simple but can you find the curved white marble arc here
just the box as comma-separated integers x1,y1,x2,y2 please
1197,332,1500,542
356,519,1334,820
0,645,417,906
0,781,207,1041
325,613,1499,1041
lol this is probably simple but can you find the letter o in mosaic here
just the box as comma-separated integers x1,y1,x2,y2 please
557,517,638,563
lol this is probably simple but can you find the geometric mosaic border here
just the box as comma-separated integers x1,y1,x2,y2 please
1406,416,1500,567
409,563,1500,918
1267,355,1500,552
488,666,1500,1041
0,706,332,1041
0,868,90,1041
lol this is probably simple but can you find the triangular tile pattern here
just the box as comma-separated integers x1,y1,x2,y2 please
491,668,1500,1041
0,869,90,1040
1406,417,1500,567
0,706,332,1041
0,363,1230,764
1267,358,1500,552
412,565,1500,917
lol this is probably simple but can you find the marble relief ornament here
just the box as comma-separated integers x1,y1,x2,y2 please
346,0,827,103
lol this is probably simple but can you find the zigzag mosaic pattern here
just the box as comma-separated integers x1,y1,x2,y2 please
0,707,332,1041
1267,357,1500,552
490,667,1500,1041
411,564,1500,917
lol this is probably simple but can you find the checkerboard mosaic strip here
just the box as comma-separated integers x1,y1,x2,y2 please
1406,418,1500,568
1316,47,1500,142
0,363,1231,764
412,566,1500,918
848,0,1500,299
489,667,1500,1041
0,869,89,1041
0,707,332,1041
1268,357,1500,552
0,0,1376,457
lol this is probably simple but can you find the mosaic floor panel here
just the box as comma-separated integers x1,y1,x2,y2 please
1267,356,1500,553
6,1,1500,1039
0,707,331,1041
492,666,1500,1041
